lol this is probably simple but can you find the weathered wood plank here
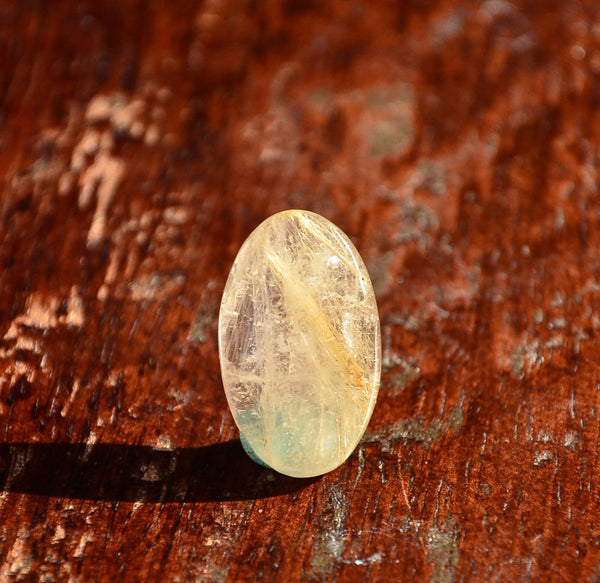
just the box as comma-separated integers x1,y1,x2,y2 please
1,0,600,580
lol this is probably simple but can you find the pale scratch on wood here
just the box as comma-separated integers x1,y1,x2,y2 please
60,379,81,418
80,148,125,248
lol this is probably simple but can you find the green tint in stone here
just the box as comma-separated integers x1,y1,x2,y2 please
218,210,381,478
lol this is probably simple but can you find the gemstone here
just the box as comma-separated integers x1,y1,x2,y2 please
218,210,381,478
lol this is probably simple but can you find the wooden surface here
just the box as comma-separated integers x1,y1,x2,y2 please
1,1,600,581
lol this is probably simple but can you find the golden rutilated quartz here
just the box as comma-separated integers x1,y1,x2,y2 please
218,210,381,478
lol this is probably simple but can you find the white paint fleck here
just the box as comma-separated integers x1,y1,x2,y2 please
7,531,32,576
73,531,94,558
563,431,578,451
81,431,97,463
537,429,555,444
155,435,173,451
60,379,81,418
111,99,145,134
71,128,100,172
97,284,109,301
52,524,66,543
85,95,115,123
64,286,85,327
349,552,383,566
164,206,190,225
58,170,76,196
81,149,125,247
4,295,60,339
14,336,40,353
533,450,554,467
144,124,161,146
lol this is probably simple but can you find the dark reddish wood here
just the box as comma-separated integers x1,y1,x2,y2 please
2,1,600,580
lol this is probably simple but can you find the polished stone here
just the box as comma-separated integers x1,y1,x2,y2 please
218,210,381,477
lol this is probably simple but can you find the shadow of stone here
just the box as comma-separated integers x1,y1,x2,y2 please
0,440,318,502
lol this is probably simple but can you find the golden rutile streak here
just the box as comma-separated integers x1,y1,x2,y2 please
219,210,381,478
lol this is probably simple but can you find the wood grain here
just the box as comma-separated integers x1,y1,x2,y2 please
1,0,600,581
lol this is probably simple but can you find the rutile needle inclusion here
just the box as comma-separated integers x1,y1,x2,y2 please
218,210,381,478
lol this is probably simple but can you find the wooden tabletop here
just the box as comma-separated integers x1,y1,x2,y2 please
2,1,600,581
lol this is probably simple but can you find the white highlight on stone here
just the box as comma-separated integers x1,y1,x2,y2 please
218,210,381,478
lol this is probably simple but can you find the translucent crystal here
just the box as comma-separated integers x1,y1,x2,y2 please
218,210,381,477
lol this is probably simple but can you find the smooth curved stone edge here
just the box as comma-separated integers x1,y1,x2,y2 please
219,209,381,478
240,432,272,469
